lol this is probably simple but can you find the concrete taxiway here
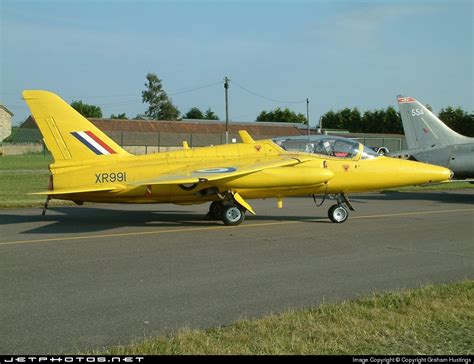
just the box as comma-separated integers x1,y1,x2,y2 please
1,190,473,354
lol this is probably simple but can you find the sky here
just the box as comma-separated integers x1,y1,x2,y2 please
1,0,473,126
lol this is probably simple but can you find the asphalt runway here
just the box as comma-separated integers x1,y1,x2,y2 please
1,190,473,354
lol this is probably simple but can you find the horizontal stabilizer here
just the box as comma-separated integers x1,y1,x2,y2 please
29,186,119,196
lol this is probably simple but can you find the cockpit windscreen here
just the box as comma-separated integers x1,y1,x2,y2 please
275,137,358,158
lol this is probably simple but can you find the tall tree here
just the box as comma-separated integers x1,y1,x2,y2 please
184,107,204,119
71,100,102,118
141,73,180,120
256,107,306,123
384,106,402,134
438,107,474,137
204,107,219,120
320,110,338,130
362,109,385,133
110,113,128,119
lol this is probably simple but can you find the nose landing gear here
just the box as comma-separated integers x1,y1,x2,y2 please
313,192,354,223
328,204,349,223
327,193,354,223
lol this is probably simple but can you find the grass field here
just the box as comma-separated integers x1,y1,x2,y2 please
0,153,472,208
93,281,473,355
0,154,73,208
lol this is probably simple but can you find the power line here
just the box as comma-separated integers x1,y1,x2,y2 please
230,80,306,105
168,81,222,96
91,81,223,106
1,79,222,100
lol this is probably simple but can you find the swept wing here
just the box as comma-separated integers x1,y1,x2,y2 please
131,156,312,186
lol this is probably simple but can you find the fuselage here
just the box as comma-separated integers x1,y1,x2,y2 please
389,142,474,179
395,95,473,179
48,138,452,205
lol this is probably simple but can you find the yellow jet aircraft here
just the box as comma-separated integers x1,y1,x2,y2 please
23,90,452,224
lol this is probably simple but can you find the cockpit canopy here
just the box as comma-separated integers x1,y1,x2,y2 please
273,135,380,160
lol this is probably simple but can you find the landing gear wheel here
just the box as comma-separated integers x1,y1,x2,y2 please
221,205,245,226
208,201,223,219
328,204,349,223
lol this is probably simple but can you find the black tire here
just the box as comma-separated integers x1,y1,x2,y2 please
328,204,349,223
221,205,245,226
208,201,223,219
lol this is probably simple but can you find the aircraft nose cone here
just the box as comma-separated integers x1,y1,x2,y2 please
427,165,452,183
397,160,453,186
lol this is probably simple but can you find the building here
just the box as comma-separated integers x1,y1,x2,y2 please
14,116,308,146
12,116,406,154
0,105,13,142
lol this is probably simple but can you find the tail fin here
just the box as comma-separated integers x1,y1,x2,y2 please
397,95,468,149
23,90,130,162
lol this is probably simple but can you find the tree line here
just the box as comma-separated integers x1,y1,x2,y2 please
317,106,473,136
70,72,473,137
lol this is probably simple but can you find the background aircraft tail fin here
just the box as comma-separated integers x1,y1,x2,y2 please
23,90,131,163
397,95,467,149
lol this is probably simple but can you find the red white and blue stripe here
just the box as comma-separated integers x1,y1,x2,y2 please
71,131,116,155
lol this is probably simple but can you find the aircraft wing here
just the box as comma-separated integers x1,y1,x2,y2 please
29,186,120,195
131,156,311,186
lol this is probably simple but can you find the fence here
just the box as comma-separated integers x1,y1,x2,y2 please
5,128,406,155
352,137,407,152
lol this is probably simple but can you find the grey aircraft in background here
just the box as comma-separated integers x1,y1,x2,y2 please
389,96,474,180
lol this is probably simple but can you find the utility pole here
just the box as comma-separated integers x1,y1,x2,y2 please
306,98,310,136
224,77,230,144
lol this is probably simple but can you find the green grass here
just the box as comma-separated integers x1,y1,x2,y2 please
387,181,474,191
0,154,72,208
0,153,53,170
92,281,473,355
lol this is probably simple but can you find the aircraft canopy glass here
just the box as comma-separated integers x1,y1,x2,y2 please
274,136,380,159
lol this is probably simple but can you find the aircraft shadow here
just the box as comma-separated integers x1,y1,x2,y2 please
0,207,213,235
0,206,328,236
3,190,471,236
350,190,474,204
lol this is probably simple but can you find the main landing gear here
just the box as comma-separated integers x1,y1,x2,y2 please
207,200,246,226
207,191,251,226
326,193,354,223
